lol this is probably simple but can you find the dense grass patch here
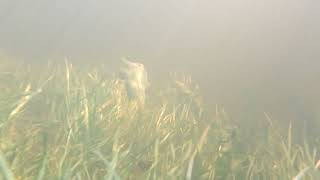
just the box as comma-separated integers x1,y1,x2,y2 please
0,60,319,179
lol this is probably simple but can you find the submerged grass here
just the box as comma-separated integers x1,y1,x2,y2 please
0,60,319,180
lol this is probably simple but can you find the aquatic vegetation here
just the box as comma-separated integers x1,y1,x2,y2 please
0,60,319,179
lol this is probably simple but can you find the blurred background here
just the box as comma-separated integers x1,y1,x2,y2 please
0,0,319,127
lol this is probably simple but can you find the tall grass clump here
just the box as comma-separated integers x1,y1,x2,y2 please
0,60,319,179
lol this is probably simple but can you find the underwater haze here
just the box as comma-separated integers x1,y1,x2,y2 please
1,0,320,130
1,0,320,179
